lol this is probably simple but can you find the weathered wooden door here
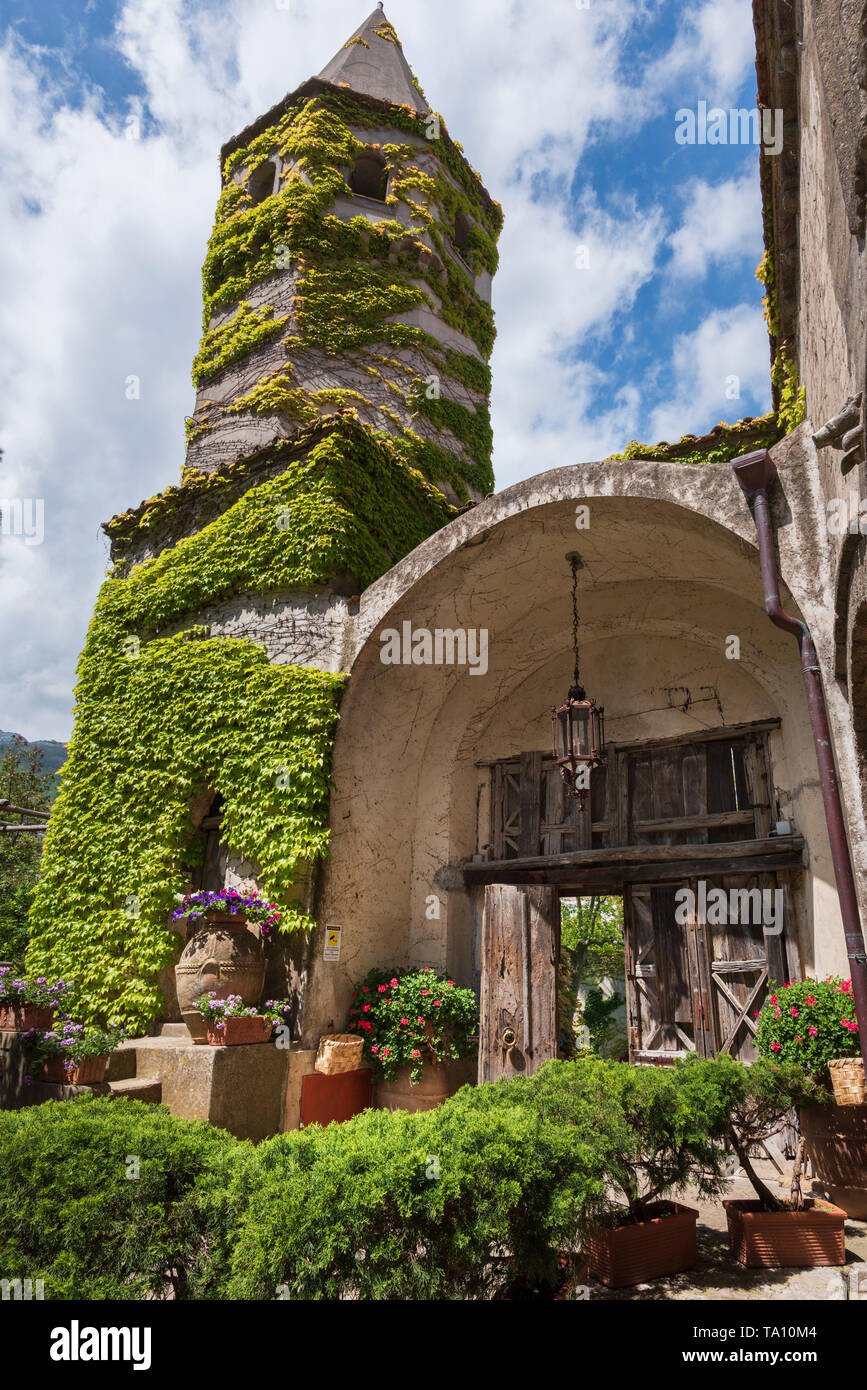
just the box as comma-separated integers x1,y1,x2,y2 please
624,874,791,1064
479,884,560,1082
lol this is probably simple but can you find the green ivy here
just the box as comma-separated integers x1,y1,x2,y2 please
607,413,781,466
771,347,806,435
28,631,344,1033
186,88,500,504
31,80,499,1034
192,302,289,389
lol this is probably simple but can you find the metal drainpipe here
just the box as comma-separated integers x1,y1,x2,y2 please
732,448,867,1072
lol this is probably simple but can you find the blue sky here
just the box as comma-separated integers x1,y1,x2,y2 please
0,0,770,740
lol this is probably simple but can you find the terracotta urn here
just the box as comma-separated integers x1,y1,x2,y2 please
175,913,265,1043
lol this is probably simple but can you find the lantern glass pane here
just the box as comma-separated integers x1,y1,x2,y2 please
553,708,569,760
571,705,590,757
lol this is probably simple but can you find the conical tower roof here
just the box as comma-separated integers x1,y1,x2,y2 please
317,5,430,113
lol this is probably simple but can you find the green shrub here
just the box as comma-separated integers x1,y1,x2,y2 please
0,1096,242,1299
218,1080,610,1300
0,1055,791,1299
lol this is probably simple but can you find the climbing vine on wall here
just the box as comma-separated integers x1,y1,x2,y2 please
31,81,500,1033
28,628,344,1034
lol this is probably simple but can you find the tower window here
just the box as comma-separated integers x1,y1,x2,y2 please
453,212,473,267
248,160,277,206
349,152,389,202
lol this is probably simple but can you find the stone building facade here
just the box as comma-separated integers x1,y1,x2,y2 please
26,3,867,1128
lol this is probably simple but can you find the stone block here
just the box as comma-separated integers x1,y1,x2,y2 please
131,1037,290,1140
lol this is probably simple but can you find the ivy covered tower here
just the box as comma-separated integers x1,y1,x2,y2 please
28,8,502,1034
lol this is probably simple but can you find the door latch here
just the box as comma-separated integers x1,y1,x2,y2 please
501,1026,517,1051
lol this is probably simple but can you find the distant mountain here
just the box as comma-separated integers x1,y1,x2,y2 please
0,730,68,787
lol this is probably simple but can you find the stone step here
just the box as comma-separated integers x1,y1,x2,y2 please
107,1076,162,1104
159,1023,192,1039
105,1043,138,1081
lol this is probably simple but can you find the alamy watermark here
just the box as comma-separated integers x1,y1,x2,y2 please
380,622,488,675
675,102,783,157
675,880,784,935
0,498,44,546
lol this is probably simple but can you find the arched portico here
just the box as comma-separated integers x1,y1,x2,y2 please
304,464,847,1063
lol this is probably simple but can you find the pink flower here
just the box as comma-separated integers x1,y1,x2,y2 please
362,987,369,993
796,1035,803,1042
771,1041,781,1052
804,996,816,1006
808,1026,818,1036
371,1045,379,1053
417,1016,424,1024
390,978,398,987
378,984,388,993
411,1049,420,1059
400,1018,409,1025
381,1048,390,1057
362,1004,371,1012
433,1001,441,1007
770,995,778,1004
790,1007,799,1018
421,989,431,996
447,980,455,986
754,1010,761,1019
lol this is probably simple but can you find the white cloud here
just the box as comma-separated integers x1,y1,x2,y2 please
645,304,772,444
667,167,763,279
0,0,761,739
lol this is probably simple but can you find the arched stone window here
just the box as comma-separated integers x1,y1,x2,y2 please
248,160,277,206
349,151,388,202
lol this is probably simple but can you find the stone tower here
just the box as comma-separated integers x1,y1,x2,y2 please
28,8,502,1035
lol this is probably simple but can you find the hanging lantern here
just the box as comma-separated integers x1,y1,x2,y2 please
551,552,605,809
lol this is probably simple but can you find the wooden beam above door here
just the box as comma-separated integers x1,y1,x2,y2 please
463,834,806,888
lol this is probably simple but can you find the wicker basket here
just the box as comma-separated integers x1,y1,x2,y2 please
829,1057,866,1106
315,1033,364,1075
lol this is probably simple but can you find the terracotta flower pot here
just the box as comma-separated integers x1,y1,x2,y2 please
174,913,265,1043
724,1197,846,1268
801,1102,867,1219
205,1015,272,1046
586,1202,698,1288
0,1003,53,1032
41,1055,109,1085
375,1059,451,1113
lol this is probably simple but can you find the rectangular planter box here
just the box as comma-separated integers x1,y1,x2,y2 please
206,1015,272,1046
0,1004,53,1032
724,1198,847,1268
41,1055,109,1085
587,1202,698,1288
301,1068,372,1127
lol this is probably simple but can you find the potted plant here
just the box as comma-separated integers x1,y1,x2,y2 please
755,976,866,1218
345,967,478,1112
721,1055,846,1268
172,889,280,1042
0,969,72,1031
24,1021,124,1085
194,991,290,1046
578,1057,739,1287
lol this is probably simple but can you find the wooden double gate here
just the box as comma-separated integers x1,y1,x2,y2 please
469,721,803,1083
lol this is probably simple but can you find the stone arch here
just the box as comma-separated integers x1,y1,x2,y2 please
303,470,841,1042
